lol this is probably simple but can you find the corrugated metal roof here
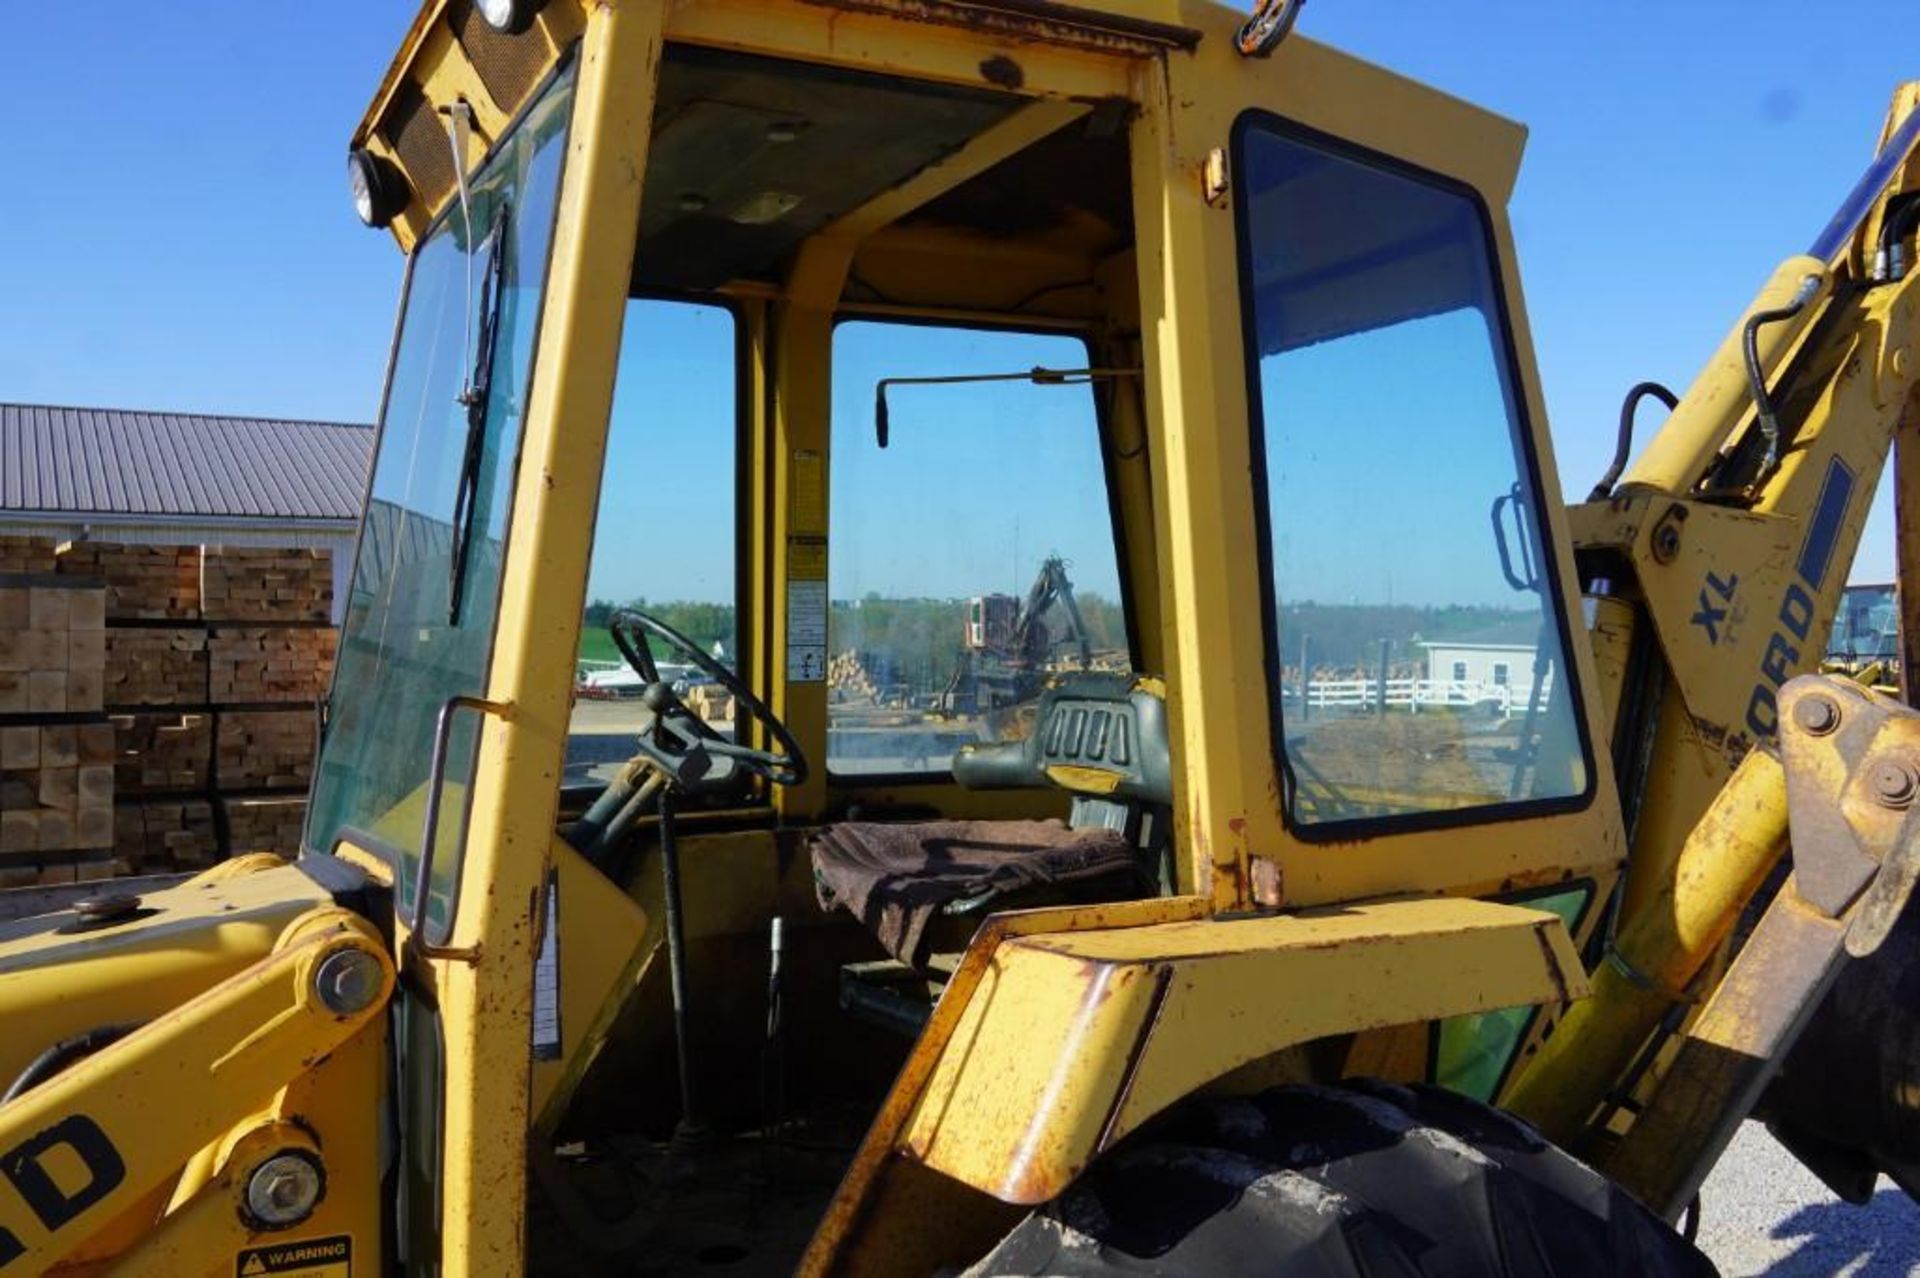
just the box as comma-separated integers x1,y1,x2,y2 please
0,403,373,523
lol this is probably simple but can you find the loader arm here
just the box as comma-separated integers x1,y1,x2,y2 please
1505,82,1920,1202
0,863,391,1275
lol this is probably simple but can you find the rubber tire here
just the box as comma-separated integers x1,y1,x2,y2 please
967,1080,1716,1277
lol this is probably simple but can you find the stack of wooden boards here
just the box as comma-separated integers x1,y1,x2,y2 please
0,537,336,883
0,577,114,878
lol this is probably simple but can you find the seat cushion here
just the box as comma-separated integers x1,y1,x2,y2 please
810,818,1135,966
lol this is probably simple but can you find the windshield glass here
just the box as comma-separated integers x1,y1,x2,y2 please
1829,584,1898,665
1233,114,1590,831
305,61,577,928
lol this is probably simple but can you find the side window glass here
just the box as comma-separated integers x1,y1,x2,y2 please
828,322,1130,778
569,299,738,785
1234,117,1590,830
1433,885,1590,1100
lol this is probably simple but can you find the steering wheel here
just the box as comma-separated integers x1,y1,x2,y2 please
606,608,809,793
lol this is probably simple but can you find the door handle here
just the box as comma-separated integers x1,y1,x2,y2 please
411,693,512,960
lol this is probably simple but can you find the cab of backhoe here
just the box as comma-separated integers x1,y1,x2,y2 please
301,0,1625,1270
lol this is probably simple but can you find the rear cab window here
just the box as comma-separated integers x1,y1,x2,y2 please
827,321,1132,778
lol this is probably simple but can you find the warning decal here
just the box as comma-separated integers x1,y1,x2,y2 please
786,537,828,683
236,1234,351,1278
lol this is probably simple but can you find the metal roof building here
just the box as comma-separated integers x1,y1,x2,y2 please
0,403,374,618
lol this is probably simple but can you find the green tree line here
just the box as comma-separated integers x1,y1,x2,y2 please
580,592,1128,687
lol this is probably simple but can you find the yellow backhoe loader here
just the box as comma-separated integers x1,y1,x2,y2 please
6,0,1920,1272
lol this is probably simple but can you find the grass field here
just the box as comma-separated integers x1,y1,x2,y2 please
578,628,620,665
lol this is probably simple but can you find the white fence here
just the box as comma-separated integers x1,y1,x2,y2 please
1285,677,1549,719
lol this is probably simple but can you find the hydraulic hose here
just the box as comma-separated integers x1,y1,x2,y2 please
1874,193,1920,282
1617,257,1827,497
1741,273,1823,478
3,1023,141,1102
1589,382,1679,502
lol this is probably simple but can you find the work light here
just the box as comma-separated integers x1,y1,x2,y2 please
477,0,544,34
348,150,408,229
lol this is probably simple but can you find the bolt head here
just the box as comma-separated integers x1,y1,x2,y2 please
1871,759,1920,809
314,948,383,1016
76,892,141,922
245,1152,323,1227
1794,696,1841,736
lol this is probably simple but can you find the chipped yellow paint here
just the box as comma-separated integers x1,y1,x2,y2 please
904,896,1587,1204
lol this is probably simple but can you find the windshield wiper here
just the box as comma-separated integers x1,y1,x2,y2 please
447,201,511,626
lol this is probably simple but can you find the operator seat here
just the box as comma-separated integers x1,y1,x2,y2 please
809,673,1173,968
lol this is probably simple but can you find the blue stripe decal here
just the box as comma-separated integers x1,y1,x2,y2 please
1797,457,1856,589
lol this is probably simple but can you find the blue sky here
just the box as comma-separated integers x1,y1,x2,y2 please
5,2,1916,583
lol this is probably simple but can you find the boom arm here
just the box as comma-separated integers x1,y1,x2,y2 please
1011,555,1093,669
1506,82,1920,1202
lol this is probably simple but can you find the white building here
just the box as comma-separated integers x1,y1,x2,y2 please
1421,641,1535,692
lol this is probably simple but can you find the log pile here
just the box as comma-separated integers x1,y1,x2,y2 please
828,649,881,705
684,684,737,724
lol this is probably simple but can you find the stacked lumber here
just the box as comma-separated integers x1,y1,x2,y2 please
207,628,336,703
203,549,332,622
216,710,314,789
0,579,106,713
104,629,207,706
55,543,201,620
0,542,338,877
0,576,115,869
0,722,115,855
111,713,212,794
0,538,56,575
222,796,307,855
113,799,217,873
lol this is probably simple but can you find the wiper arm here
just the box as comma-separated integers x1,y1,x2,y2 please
447,202,511,626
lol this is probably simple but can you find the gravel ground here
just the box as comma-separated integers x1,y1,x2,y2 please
1696,1122,1918,1275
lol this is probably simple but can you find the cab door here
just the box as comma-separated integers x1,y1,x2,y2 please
308,8,666,1273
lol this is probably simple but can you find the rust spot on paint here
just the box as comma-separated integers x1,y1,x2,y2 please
1532,921,1572,1004
1211,858,1244,903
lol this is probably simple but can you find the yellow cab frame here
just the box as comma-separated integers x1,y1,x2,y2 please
22,1,1920,1275
334,0,1612,1270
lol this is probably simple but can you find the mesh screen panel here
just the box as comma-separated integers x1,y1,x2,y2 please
450,0,551,116
381,80,455,218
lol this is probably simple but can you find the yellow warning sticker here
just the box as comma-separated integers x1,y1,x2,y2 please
791,449,825,536
236,1234,351,1278
787,537,827,580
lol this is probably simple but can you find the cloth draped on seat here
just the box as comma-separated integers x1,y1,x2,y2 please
810,818,1135,966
